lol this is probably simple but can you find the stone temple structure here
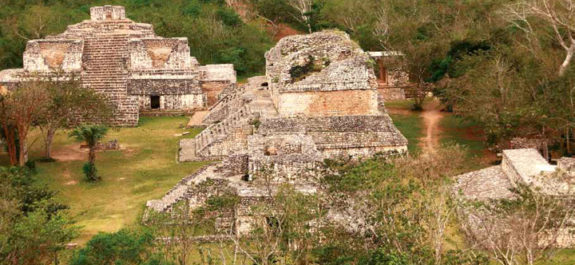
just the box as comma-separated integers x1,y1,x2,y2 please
0,5,236,126
454,149,575,248
147,31,408,235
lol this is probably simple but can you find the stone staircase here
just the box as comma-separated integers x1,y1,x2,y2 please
203,83,247,124
180,104,254,161
146,164,220,212
82,34,139,126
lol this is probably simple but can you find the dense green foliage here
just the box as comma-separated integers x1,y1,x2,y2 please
70,229,170,265
0,0,273,77
0,167,78,265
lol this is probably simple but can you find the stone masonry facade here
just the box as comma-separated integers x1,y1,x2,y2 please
0,5,237,126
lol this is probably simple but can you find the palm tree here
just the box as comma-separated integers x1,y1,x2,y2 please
69,125,108,181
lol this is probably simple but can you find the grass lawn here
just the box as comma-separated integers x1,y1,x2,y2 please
390,112,423,155
0,116,208,243
439,114,495,167
386,99,425,155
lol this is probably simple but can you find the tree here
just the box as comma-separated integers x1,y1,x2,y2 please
69,125,108,181
0,95,18,166
0,167,78,265
0,81,50,166
462,185,574,265
286,0,313,33
506,0,575,77
39,75,110,160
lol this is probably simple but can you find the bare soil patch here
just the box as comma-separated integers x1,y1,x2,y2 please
274,23,301,41
52,144,87,162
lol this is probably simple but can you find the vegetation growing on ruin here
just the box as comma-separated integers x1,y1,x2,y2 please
288,55,325,82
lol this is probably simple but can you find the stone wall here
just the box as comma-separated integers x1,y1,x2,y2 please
257,115,408,159
90,5,126,21
128,38,195,70
200,64,237,83
128,77,202,95
277,89,379,117
379,87,406,101
266,31,373,91
202,81,233,106
23,40,83,72
136,94,205,110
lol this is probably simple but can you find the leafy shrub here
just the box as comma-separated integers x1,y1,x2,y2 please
82,162,100,182
70,229,170,265
216,7,243,26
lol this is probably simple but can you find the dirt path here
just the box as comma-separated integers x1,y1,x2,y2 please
51,144,87,162
420,99,445,153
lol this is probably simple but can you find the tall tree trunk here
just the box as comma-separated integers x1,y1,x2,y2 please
44,127,56,159
18,137,27,167
88,145,96,166
2,125,18,166
559,46,575,77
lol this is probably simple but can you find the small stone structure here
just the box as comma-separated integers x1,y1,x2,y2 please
454,149,575,248
0,5,237,126
367,51,411,101
147,31,408,235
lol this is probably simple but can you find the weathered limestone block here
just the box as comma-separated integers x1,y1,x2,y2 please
23,40,83,72
277,89,380,117
128,38,195,70
90,5,126,21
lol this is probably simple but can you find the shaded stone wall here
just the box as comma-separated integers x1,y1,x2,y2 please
128,77,202,95
136,94,205,110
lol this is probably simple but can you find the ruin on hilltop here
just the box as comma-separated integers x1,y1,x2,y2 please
147,31,408,235
0,5,237,126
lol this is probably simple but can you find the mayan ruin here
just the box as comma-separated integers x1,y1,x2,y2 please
2,1,575,264
0,5,236,126
147,31,408,234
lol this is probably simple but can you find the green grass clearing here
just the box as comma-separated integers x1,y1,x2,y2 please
390,112,424,155
439,115,491,162
0,116,209,243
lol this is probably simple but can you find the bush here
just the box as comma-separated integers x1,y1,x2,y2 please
82,163,100,182
24,160,36,173
216,7,243,26
70,229,170,265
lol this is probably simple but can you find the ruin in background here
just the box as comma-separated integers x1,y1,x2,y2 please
454,148,575,248
0,5,236,126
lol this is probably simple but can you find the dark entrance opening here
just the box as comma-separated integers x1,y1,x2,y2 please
150,95,160,109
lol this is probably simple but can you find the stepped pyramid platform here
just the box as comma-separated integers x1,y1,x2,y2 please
0,5,237,126
150,31,408,235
